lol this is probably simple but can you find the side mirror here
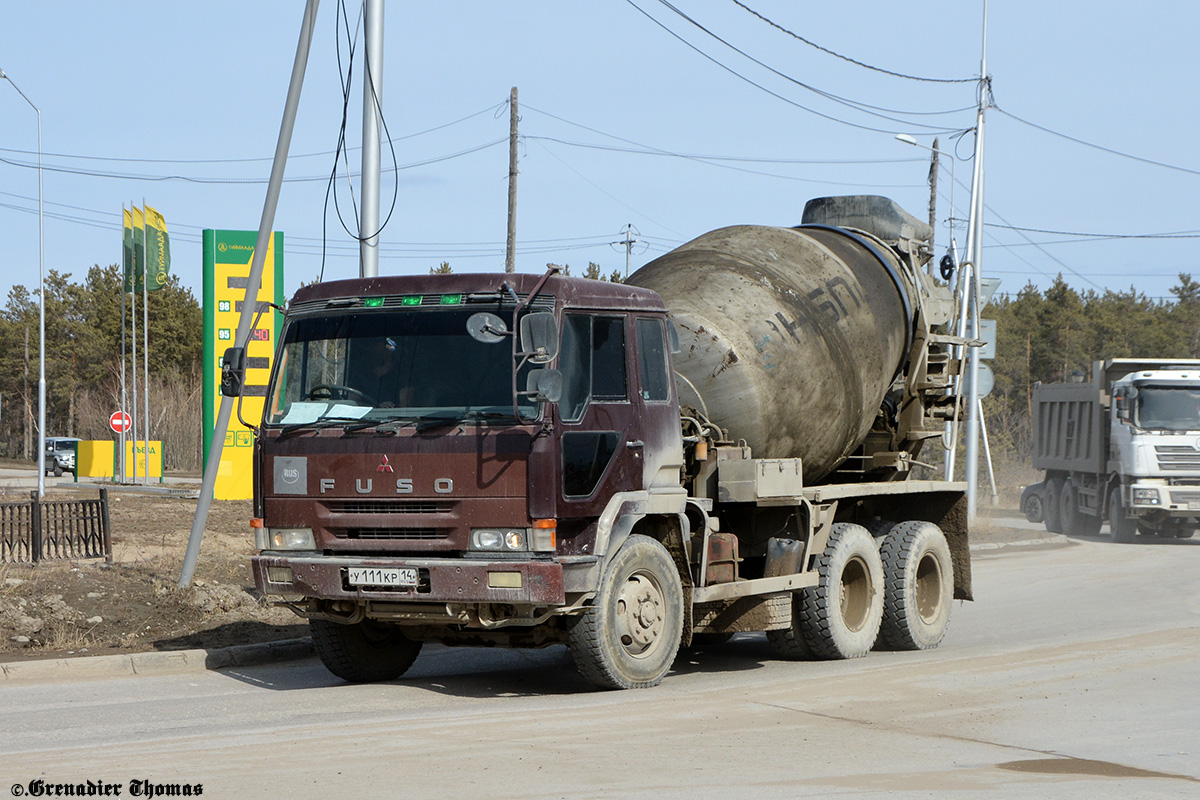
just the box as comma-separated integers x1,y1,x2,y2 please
524,369,563,403
519,312,559,364
221,347,246,397
466,311,508,344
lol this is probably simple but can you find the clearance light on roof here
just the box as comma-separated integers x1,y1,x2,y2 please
401,295,421,306
363,296,385,308
440,294,463,305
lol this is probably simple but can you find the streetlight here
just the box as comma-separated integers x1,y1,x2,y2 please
1,68,46,498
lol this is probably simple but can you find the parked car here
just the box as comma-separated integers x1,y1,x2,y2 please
43,437,81,477
1020,483,1045,524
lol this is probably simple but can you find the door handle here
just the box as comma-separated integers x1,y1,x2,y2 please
626,440,645,449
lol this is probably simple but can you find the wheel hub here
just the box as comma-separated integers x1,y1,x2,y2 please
615,573,665,657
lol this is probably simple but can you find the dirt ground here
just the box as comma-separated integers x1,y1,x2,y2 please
0,473,1034,663
0,484,306,662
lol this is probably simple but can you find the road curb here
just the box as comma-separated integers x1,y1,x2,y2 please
0,637,314,683
970,534,1069,551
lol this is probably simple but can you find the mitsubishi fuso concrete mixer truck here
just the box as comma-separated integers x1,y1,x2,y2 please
1023,358,1200,542
230,195,974,689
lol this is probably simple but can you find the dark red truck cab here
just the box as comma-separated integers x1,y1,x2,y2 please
250,271,689,685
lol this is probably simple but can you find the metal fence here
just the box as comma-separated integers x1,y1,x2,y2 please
0,489,112,564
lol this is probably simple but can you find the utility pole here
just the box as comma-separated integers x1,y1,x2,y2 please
963,0,990,523
505,87,518,273
618,224,639,279
359,0,384,278
180,0,320,588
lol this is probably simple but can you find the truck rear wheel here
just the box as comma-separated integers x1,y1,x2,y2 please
879,521,953,650
1044,478,1064,533
797,523,884,660
568,534,683,689
310,618,423,683
1109,487,1137,543
1060,479,1101,537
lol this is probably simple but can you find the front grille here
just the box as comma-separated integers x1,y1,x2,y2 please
1155,446,1200,471
1169,491,1200,504
331,528,448,540
324,500,455,515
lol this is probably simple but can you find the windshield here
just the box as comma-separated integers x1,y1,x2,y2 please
1133,385,1200,431
265,307,535,427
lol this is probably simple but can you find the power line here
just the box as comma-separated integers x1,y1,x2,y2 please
984,221,1200,240
528,136,925,189
728,0,976,84
0,102,506,166
0,139,507,184
643,0,971,131
995,105,1200,178
622,0,964,136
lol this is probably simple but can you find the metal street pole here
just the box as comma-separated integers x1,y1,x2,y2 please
963,0,989,523
359,0,384,278
1,68,46,498
179,0,320,588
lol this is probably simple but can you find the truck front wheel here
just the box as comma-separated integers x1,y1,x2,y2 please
1108,487,1137,543
879,521,953,650
568,534,684,690
310,618,423,682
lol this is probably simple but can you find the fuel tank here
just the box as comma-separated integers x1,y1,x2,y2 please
627,196,930,482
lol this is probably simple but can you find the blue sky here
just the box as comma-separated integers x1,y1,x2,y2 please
3,1,1199,306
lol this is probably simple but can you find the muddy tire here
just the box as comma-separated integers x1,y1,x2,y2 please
1060,480,1102,537
765,606,815,660
1044,478,1064,533
797,523,884,660
310,618,423,682
1022,492,1044,524
568,534,683,689
53,464,63,478
1109,487,1137,543
879,521,953,650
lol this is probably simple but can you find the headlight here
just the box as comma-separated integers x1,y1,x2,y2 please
1133,488,1161,505
470,528,528,552
256,527,316,550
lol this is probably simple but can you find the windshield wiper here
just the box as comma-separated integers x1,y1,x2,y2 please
341,417,420,434
412,410,517,431
278,415,370,436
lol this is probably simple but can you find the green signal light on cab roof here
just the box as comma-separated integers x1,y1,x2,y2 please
401,295,421,306
440,294,463,305
363,297,385,308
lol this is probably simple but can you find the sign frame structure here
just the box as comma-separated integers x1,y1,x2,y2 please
202,230,284,500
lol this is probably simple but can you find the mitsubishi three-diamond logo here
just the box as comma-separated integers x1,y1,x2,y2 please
377,454,394,473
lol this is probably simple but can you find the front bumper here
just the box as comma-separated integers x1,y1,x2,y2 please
252,553,569,605
1130,482,1200,515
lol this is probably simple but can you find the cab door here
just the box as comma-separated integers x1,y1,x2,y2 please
556,313,644,521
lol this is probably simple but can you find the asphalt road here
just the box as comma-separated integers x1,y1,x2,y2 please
1,535,1197,799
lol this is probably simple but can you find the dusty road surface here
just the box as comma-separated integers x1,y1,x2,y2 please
1,535,1197,799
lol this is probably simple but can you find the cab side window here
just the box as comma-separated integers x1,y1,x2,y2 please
559,314,628,423
635,318,671,402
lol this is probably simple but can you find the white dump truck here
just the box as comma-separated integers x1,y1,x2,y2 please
1024,358,1200,541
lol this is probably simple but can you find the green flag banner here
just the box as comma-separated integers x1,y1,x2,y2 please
144,205,171,292
130,206,146,294
122,208,135,293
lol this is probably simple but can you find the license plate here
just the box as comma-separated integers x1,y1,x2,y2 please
1189,502,1200,511
347,566,419,588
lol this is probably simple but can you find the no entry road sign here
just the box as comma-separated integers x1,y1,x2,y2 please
110,411,132,434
